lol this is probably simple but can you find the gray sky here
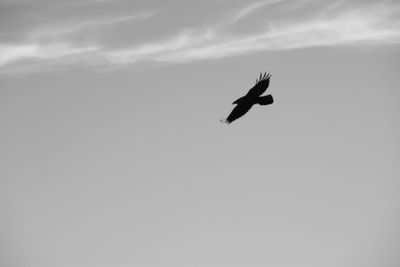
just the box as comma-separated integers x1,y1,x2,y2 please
1,0,400,267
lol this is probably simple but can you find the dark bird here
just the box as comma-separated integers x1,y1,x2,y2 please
221,72,274,124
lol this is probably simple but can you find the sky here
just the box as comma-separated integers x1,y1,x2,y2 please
1,0,400,266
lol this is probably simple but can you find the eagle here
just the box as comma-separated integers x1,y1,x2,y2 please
221,72,274,124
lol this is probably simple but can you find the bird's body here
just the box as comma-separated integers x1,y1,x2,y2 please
221,72,273,124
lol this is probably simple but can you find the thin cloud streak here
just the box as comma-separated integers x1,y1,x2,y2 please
0,43,98,66
105,29,216,64
29,11,157,41
231,0,285,23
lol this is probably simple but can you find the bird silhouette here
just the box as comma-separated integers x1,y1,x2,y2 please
221,72,273,124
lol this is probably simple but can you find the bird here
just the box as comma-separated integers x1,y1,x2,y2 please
221,72,274,124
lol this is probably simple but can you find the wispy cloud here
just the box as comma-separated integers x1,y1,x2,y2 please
0,43,98,67
231,0,285,23
0,10,156,71
162,5,400,62
1,0,399,73
104,1,400,64
105,29,216,64
29,11,157,41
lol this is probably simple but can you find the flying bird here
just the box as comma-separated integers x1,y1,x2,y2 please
221,72,274,124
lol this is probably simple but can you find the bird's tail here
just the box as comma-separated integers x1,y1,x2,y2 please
257,94,273,105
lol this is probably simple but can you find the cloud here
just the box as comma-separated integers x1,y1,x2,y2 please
29,11,157,41
105,29,216,64
1,0,400,73
0,10,156,70
104,1,400,64
0,43,98,67
231,0,285,23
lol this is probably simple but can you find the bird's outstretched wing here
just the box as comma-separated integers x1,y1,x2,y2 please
246,72,271,97
221,102,253,124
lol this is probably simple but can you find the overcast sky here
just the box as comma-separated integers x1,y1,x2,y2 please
1,0,400,267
